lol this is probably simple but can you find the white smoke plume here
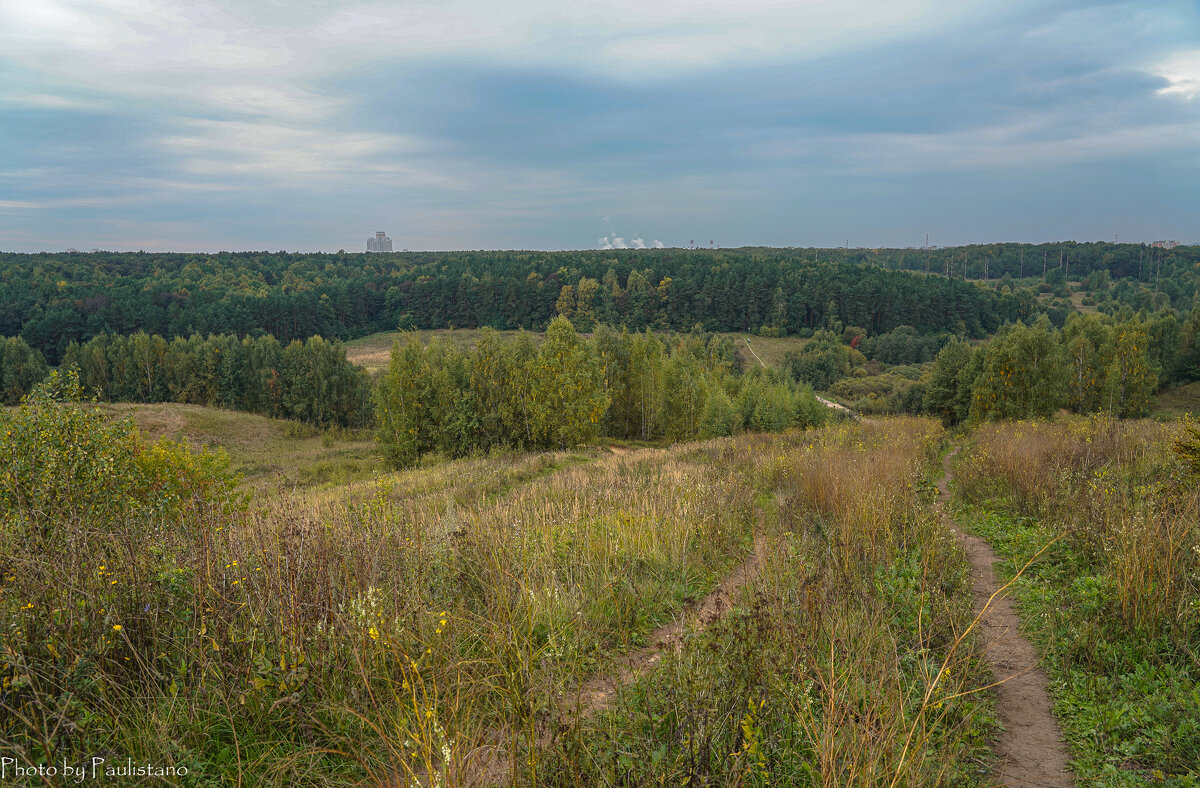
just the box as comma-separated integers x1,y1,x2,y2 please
598,232,665,250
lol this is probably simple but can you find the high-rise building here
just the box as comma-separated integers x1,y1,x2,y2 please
367,231,393,252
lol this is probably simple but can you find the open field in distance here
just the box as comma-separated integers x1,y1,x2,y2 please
344,329,809,374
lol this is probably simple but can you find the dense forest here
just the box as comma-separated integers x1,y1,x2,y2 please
0,247,1060,362
4,241,1198,437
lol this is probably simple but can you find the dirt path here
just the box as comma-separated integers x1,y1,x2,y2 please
569,534,765,719
814,394,855,416
938,447,1073,787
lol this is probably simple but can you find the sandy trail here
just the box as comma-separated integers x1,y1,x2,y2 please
938,447,1073,787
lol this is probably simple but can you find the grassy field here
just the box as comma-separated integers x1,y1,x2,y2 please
953,418,1200,785
95,402,382,490
13,381,1196,785
344,329,809,374
1156,381,1200,415
3,405,1002,786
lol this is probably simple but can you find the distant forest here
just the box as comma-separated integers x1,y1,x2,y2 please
2,242,1193,365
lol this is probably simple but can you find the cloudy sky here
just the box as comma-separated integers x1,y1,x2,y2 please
0,0,1197,252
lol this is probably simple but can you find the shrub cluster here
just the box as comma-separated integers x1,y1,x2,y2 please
924,313,1161,424
375,318,827,467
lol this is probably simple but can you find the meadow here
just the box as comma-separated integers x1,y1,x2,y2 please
2,378,1003,786
3,358,1199,786
953,417,1200,785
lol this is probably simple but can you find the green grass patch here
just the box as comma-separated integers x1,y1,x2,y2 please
960,504,1200,787
97,402,381,490
1157,381,1200,416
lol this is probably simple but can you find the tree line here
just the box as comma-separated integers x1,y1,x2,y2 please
374,318,827,467
60,332,372,427
1,248,1044,363
818,242,1198,311
918,312,1173,424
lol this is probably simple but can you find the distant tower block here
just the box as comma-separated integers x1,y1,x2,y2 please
366,231,393,252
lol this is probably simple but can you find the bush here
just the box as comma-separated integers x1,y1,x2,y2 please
0,370,237,546
1,370,240,768
0,336,48,405
782,332,850,390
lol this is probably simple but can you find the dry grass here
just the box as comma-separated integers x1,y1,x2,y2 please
4,405,1000,786
955,416,1198,634
545,418,995,786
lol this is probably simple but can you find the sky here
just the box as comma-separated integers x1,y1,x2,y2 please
0,0,1197,252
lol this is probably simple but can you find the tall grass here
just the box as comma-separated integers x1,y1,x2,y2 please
2,400,760,785
953,416,1200,783
955,415,1198,635
4,395,1002,786
543,418,996,786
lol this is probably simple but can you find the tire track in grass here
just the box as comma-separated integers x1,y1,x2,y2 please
457,535,766,786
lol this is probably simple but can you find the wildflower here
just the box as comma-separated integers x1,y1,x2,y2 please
112,624,122,632
368,627,379,640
